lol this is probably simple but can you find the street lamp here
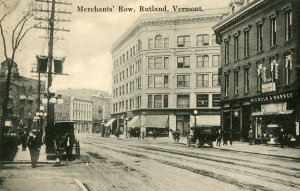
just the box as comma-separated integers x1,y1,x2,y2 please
125,117,129,138
41,85,64,153
193,110,198,127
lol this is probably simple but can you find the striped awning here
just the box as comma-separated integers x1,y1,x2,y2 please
128,116,140,128
104,118,116,127
144,115,168,128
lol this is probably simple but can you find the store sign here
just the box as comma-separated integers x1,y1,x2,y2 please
262,82,276,93
261,103,286,113
250,92,293,103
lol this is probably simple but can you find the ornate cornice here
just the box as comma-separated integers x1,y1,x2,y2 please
112,10,229,53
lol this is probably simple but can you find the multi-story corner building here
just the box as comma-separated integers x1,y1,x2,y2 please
0,60,45,132
214,0,300,141
110,10,229,136
54,96,93,133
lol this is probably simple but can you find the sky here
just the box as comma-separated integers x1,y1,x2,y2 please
0,0,230,93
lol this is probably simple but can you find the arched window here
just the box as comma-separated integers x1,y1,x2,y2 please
155,35,163,48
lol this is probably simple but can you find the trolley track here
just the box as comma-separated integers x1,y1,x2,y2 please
80,137,300,190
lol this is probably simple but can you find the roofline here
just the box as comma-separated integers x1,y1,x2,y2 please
111,8,229,54
213,0,263,32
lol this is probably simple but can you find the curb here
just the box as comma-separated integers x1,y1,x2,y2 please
74,179,89,191
1,160,56,164
213,147,300,160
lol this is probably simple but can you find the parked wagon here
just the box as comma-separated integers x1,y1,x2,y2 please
53,121,80,159
187,126,219,148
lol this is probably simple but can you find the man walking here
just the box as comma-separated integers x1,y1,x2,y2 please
27,129,40,168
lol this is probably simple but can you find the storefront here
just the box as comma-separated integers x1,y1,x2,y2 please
250,91,296,140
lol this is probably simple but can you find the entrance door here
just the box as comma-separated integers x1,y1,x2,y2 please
176,115,190,135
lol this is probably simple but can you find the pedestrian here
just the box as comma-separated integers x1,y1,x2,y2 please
21,130,28,151
216,129,222,147
27,129,40,168
223,130,228,145
141,130,145,139
278,128,286,148
228,130,233,145
65,132,73,162
248,128,254,145
153,128,157,139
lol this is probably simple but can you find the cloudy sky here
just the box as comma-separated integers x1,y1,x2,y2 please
1,0,230,93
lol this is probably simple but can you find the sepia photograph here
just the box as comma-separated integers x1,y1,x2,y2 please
0,0,300,190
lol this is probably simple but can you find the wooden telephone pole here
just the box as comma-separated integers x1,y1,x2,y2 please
34,0,71,153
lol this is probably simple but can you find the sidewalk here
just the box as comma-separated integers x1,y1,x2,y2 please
176,137,300,159
8,144,55,164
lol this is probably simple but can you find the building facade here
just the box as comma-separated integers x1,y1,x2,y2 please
0,60,45,132
57,89,111,129
110,10,229,137
71,98,93,133
214,0,300,141
54,95,93,133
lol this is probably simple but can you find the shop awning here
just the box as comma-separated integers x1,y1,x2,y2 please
128,116,140,128
252,110,293,116
195,115,220,127
104,118,116,127
144,115,168,128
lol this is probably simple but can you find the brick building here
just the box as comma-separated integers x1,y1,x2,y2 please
214,0,300,141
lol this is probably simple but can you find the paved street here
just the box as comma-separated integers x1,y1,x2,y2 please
1,134,300,191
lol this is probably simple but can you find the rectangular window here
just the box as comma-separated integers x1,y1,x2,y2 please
225,74,229,96
163,95,168,108
244,68,249,93
196,74,209,87
154,95,162,108
177,35,190,47
270,18,277,46
212,34,216,45
212,74,219,86
234,36,239,60
164,38,169,48
257,63,262,90
164,75,169,87
197,55,209,67
285,55,292,85
177,56,190,68
212,94,221,107
257,24,263,52
148,58,153,69
133,46,135,55
212,55,220,67
270,58,277,82
196,94,209,107
177,75,190,87
197,34,209,46
148,95,153,108
154,76,163,88
148,76,153,88
177,95,190,108
234,71,239,95
164,57,169,69
285,10,292,41
154,57,162,69
148,39,153,49
225,40,229,64
244,30,249,57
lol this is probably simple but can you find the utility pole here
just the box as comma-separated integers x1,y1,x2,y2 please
34,0,71,154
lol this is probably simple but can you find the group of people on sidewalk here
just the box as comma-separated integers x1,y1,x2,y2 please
216,129,234,146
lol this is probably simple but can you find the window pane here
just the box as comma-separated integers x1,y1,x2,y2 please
155,35,163,48
154,57,162,69
164,57,169,69
154,76,162,88
148,58,153,69
148,95,153,108
196,94,209,107
148,76,153,88
164,38,169,48
177,95,190,108
154,95,162,108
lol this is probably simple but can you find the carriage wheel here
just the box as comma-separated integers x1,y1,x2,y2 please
195,139,200,148
186,139,190,147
